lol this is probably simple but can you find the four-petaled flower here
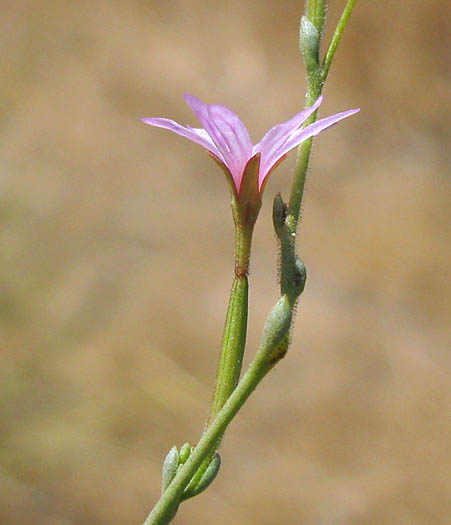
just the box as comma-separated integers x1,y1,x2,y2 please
142,94,359,195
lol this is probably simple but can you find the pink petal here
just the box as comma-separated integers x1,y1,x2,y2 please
280,108,360,155
141,117,223,160
254,96,323,177
184,94,253,188
260,108,360,185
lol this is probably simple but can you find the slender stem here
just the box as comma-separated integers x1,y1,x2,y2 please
307,0,327,36
286,124,316,234
288,0,358,234
176,224,251,514
144,356,268,524
307,0,316,21
322,0,358,81
144,297,290,525
233,223,253,278
286,82,321,234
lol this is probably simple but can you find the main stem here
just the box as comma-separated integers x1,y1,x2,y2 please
288,0,358,234
144,296,287,525
322,0,358,80
184,222,252,501
286,89,321,235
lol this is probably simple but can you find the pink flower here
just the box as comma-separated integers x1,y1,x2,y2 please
142,94,359,194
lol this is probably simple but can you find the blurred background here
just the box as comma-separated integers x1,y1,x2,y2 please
1,1,450,524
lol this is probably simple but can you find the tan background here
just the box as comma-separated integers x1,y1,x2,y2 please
1,1,450,524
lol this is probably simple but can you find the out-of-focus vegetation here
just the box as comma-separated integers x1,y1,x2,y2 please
1,1,450,523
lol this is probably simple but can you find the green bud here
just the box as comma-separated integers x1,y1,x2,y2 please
161,446,179,493
272,193,287,232
262,295,293,353
299,15,322,91
269,332,290,366
299,16,320,66
181,453,221,501
179,442,192,464
293,256,307,297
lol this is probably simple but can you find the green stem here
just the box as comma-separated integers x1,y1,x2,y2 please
288,0,358,234
307,0,327,36
233,222,253,278
144,297,292,525
321,0,358,81
286,123,317,235
286,83,321,234
178,224,251,513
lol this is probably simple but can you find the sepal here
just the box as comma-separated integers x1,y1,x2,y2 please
208,152,238,199
209,151,262,232
234,153,262,230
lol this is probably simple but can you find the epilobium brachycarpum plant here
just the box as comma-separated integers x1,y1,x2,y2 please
141,1,359,523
